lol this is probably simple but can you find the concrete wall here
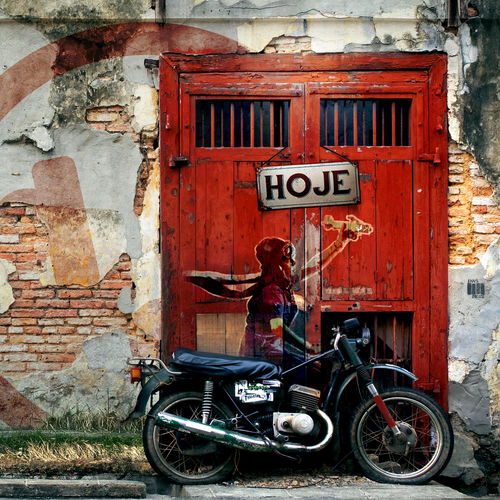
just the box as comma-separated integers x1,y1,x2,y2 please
0,0,498,490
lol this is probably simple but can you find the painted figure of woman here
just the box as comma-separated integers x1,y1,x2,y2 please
186,215,373,365
239,237,297,364
186,237,306,365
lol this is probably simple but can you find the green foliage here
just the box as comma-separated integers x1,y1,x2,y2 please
37,409,144,433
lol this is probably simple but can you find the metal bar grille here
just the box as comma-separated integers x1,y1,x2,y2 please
320,99,411,147
196,100,289,148
323,312,412,372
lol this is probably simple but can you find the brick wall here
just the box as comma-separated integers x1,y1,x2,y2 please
0,203,142,378
0,103,160,379
448,142,500,265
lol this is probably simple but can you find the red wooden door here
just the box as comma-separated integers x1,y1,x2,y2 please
160,54,448,405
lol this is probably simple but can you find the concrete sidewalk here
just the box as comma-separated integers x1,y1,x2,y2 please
0,476,491,499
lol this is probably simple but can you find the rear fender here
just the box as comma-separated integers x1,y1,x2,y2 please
331,364,417,415
127,369,176,419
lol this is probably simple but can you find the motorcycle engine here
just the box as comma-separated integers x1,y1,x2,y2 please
272,384,322,438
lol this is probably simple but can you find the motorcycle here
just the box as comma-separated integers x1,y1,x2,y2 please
127,318,453,485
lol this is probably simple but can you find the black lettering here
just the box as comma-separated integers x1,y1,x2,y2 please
313,171,331,196
287,173,311,198
265,174,285,200
332,170,350,195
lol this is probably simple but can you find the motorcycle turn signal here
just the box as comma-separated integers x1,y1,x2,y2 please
130,366,142,383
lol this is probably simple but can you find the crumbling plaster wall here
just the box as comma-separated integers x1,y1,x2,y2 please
0,0,498,487
0,0,161,425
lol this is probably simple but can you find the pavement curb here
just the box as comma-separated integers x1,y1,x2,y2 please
179,482,477,499
0,478,147,498
0,476,489,499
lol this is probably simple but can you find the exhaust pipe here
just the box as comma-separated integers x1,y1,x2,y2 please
155,409,333,453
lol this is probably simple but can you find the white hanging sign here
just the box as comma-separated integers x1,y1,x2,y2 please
256,162,360,210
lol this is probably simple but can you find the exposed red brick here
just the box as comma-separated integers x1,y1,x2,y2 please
4,207,26,216
99,281,128,289
70,299,105,309
35,299,70,309
23,327,42,334
116,261,131,271
56,327,76,334
0,244,34,253
11,318,37,326
40,354,75,363
15,253,38,262
92,290,121,299
11,309,45,318
45,310,77,318
58,290,92,298
21,290,56,299
0,207,137,379
11,300,35,308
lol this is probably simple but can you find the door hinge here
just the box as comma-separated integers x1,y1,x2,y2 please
418,147,441,164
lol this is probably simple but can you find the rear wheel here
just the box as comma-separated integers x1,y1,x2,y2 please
143,391,236,484
349,388,453,484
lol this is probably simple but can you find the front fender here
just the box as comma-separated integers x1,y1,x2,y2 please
331,364,418,415
126,369,175,419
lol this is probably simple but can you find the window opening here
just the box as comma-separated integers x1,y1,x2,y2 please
320,99,411,147
195,100,289,148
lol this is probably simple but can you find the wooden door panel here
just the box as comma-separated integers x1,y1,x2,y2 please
346,160,377,299
320,205,350,299
374,160,413,300
319,159,413,302
195,160,235,303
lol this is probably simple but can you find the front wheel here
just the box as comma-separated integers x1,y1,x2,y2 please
349,388,453,484
143,391,236,484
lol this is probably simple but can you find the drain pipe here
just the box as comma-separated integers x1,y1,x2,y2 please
155,409,334,453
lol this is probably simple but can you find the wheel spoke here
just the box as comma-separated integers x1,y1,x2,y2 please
147,394,235,482
352,390,451,482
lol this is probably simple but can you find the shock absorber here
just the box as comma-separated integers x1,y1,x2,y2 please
201,379,214,424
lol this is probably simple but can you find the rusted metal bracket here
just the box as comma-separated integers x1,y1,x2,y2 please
144,59,160,90
418,147,441,164
416,379,441,394
144,59,159,69
168,155,190,168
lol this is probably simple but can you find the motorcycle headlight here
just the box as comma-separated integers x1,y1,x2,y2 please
340,318,361,337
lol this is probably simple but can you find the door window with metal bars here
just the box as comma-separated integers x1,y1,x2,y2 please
195,98,411,149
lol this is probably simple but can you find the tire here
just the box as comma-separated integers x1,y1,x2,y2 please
143,391,236,484
349,388,453,484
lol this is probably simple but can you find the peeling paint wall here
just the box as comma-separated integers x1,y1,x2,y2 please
0,0,498,490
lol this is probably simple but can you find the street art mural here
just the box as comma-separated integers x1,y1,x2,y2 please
186,215,374,368
0,22,241,428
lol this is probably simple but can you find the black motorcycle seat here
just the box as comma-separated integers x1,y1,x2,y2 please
170,348,281,380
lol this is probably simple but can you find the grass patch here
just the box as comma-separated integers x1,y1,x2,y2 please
0,411,151,476
0,432,151,475
38,410,144,434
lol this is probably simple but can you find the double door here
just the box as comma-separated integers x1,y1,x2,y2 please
160,54,448,403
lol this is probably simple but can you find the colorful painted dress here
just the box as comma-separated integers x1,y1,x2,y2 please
240,282,298,365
